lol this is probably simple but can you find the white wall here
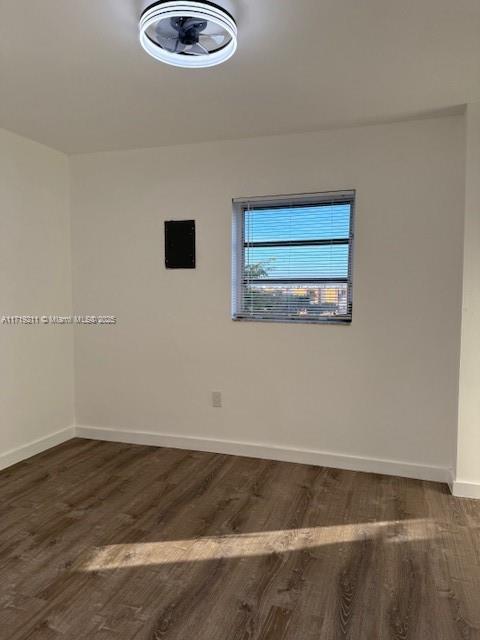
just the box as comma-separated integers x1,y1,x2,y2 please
70,116,465,479
0,129,74,467
455,103,480,498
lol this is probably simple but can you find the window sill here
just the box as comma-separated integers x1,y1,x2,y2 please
232,315,352,326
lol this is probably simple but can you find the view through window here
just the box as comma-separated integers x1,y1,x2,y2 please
232,191,354,323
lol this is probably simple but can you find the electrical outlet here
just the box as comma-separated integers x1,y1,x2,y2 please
212,391,222,408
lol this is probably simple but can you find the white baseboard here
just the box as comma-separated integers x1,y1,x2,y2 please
0,424,457,490
451,480,480,500
75,425,450,484
0,426,75,472
447,470,455,495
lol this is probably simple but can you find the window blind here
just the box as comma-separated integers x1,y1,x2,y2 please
232,191,354,324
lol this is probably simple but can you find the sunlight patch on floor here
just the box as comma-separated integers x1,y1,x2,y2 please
77,519,434,571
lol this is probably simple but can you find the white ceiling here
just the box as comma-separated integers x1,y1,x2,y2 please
1,0,479,154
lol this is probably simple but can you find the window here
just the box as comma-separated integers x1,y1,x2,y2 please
232,191,355,324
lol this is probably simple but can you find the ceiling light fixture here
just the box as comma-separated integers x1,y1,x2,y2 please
139,1,237,69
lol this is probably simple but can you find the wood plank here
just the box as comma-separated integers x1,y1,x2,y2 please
0,439,479,640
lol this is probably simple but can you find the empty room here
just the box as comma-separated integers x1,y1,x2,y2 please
1,1,480,638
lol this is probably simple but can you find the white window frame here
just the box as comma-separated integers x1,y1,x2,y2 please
232,190,355,324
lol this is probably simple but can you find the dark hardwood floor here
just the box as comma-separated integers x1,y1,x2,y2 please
0,438,479,639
